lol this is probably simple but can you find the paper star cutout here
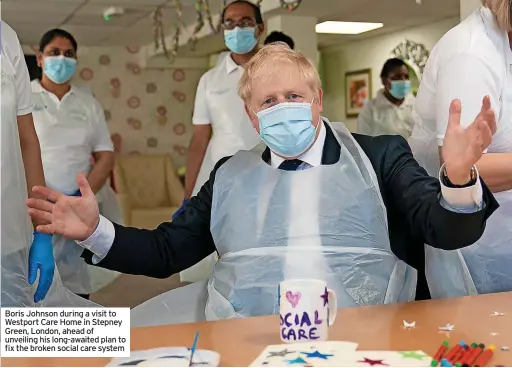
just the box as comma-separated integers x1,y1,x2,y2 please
321,287,329,306
358,358,388,366
119,360,145,366
399,351,428,360
491,311,506,316
301,350,333,360
403,320,416,328
286,357,308,365
438,323,454,331
267,348,295,358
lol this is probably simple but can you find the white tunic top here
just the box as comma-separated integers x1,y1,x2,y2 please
357,90,416,139
31,80,113,195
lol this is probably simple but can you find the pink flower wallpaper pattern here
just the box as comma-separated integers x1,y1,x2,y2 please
70,46,205,168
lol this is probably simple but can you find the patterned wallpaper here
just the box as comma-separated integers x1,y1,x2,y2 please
28,45,206,168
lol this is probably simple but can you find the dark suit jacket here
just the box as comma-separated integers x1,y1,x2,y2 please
83,124,498,300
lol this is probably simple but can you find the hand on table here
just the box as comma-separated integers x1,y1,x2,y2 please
26,172,100,242
28,232,55,303
442,96,497,184
172,199,190,220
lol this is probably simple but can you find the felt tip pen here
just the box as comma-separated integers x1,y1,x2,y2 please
459,342,477,366
431,341,450,366
474,345,495,367
445,341,465,362
452,344,469,365
463,343,485,367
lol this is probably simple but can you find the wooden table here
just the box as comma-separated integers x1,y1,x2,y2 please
3,292,512,367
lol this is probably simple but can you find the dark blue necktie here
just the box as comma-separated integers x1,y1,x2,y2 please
278,159,304,171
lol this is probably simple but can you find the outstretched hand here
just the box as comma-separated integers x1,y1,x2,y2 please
442,96,496,184
26,173,100,241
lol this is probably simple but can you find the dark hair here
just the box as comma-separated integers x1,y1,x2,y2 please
264,31,294,49
39,29,78,53
380,58,407,79
221,0,263,24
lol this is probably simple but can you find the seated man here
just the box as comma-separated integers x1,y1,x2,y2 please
27,45,498,320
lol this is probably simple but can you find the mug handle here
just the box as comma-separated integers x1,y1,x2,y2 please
327,288,337,326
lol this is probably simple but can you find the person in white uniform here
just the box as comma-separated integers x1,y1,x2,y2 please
27,45,498,325
31,28,120,300
179,0,264,282
358,58,416,139
1,21,97,307
409,0,512,297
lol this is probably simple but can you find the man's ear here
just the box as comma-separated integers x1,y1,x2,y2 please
317,88,324,113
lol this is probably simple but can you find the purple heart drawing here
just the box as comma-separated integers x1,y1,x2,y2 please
286,291,301,308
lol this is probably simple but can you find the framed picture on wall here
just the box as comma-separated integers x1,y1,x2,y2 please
345,68,372,118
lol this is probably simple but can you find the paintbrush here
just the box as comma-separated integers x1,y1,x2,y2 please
189,332,200,367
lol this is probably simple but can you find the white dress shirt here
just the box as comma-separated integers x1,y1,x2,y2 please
79,121,483,262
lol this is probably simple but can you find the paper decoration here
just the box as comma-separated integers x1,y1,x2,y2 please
501,346,510,351
491,311,506,316
438,323,454,331
491,332,499,336
358,357,388,366
398,351,428,360
107,347,219,367
250,342,431,367
402,320,416,328
302,351,333,360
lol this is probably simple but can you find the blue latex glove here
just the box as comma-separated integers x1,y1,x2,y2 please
172,199,190,220
28,232,55,303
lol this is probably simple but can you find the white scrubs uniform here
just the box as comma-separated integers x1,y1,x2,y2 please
357,90,417,139
181,53,261,283
0,21,97,307
31,80,120,295
409,7,512,296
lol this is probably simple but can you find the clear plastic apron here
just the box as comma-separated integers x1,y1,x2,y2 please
205,120,417,320
0,56,98,307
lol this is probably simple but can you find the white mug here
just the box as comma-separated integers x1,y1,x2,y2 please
278,279,337,343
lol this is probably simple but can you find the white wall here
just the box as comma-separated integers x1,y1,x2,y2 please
321,17,459,132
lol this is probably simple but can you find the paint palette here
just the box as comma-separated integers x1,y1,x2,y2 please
107,347,220,367
250,342,432,367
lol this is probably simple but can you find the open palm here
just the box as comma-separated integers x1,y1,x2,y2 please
442,96,496,183
26,173,100,241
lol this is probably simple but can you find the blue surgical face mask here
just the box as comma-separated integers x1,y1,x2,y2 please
224,27,258,54
256,101,317,158
389,80,411,100
43,56,77,84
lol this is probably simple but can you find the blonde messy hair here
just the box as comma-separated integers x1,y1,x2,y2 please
482,0,511,30
238,43,321,102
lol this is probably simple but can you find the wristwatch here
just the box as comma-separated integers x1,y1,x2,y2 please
442,166,477,188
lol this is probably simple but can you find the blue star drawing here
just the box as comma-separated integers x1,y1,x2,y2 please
320,287,329,306
301,350,334,360
286,357,308,365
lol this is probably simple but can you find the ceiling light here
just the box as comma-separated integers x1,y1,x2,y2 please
315,21,383,35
